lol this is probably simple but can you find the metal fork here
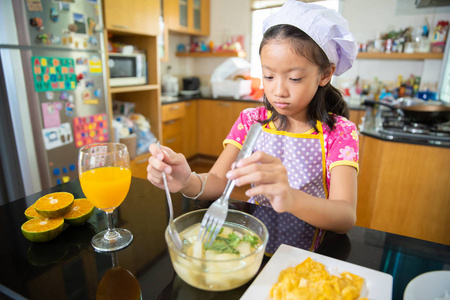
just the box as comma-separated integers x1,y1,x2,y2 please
157,142,183,250
197,123,263,246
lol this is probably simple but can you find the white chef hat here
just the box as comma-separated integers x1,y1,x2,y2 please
262,0,358,76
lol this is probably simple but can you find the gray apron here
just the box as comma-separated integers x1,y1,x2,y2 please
249,121,328,254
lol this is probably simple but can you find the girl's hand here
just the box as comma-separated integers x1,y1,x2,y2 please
147,143,191,192
226,151,295,213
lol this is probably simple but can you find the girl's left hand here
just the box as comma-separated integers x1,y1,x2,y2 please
225,151,295,213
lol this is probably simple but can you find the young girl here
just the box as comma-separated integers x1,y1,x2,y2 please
147,0,359,253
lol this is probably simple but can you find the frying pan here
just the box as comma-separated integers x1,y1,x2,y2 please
363,98,450,125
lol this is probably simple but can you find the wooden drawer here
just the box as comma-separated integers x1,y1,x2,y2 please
130,153,151,180
162,118,182,140
163,136,182,153
162,102,185,121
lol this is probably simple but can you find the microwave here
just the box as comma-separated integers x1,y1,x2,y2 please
108,52,147,87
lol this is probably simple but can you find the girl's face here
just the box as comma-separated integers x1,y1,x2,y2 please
260,40,331,126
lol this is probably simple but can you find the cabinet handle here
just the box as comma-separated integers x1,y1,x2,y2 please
170,105,180,110
165,138,177,144
112,24,129,29
185,102,192,107
164,120,177,125
219,103,231,107
134,158,148,164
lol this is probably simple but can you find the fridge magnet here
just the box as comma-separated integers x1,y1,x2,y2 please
26,0,43,12
32,56,77,92
42,123,73,150
30,17,44,31
58,2,70,11
88,36,98,46
87,17,96,36
76,57,88,65
85,80,94,88
41,102,62,129
88,55,102,74
73,113,109,148
45,92,54,100
60,91,68,100
50,7,59,22
65,102,74,117
72,13,87,35
94,88,102,97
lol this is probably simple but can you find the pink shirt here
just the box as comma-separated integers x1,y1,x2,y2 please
223,106,359,192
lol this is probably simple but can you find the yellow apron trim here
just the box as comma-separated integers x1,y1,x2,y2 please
330,160,360,175
316,121,329,199
223,139,243,150
262,127,321,139
309,228,320,251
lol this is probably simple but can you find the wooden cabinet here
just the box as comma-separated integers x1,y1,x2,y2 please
162,102,186,154
182,101,198,158
102,0,161,178
356,136,450,245
163,0,210,36
197,100,261,157
103,0,160,36
349,109,364,129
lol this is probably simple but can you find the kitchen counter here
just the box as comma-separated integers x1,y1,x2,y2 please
1,177,449,299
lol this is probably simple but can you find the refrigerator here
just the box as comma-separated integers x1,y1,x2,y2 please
0,0,110,204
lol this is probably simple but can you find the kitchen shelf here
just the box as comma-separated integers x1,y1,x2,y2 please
175,51,246,58
357,52,443,60
110,84,159,94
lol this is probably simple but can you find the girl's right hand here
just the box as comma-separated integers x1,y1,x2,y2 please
147,143,191,193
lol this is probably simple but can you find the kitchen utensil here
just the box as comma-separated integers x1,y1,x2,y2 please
197,123,263,246
157,142,182,250
364,99,450,125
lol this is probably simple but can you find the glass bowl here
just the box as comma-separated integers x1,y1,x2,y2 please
165,209,269,291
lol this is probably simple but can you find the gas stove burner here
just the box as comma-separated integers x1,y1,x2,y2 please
403,123,431,134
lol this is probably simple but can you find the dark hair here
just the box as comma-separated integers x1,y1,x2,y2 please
259,24,349,132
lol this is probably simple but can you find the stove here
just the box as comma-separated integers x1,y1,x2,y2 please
377,111,450,147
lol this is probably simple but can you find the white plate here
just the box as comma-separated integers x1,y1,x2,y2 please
240,244,393,300
403,270,450,300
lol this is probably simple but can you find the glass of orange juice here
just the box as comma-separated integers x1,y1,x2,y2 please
78,142,133,252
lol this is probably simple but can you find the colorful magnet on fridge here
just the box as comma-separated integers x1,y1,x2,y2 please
50,35,61,44
60,91,68,100
68,94,74,103
46,92,54,100
94,88,101,97
88,36,98,45
65,102,74,117
68,24,78,33
50,7,59,22
30,17,43,30
85,80,94,88
36,34,49,44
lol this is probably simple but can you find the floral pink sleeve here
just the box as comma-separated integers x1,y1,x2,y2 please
223,107,267,149
324,116,359,177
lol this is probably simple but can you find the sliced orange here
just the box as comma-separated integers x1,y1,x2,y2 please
24,205,41,219
34,192,74,218
63,198,95,226
21,217,64,242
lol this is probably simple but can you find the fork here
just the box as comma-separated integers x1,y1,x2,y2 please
197,123,263,246
157,142,183,250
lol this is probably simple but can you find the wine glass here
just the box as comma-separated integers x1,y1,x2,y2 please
78,142,133,252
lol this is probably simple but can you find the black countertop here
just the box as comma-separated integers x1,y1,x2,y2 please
1,177,449,300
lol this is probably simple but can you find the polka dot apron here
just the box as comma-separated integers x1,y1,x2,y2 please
249,121,328,254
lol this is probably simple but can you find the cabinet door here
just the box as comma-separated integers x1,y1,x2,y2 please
182,101,198,158
104,0,159,35
197,100,261,157
164,0,209,36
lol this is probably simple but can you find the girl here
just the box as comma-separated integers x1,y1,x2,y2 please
147,0,359,253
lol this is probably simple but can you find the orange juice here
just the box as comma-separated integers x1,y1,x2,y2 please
80,166,131,212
